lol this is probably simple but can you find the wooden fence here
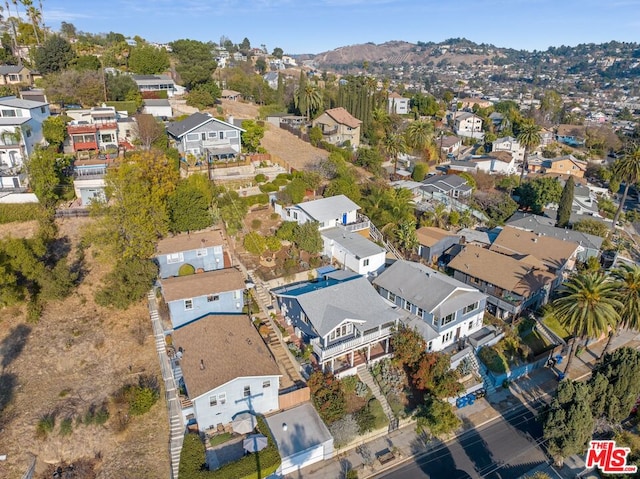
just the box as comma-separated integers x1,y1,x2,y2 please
278,387,310,411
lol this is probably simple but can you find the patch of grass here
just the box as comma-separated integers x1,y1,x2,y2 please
368,398,389,430
209,432,233,447
519,328,550,356
543,315,571,341
59,417,73,436
59,388,71,397
36,412,56,439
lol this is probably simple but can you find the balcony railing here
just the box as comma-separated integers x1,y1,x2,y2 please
341,214,370,232
311,326,393,362
322,126,338,136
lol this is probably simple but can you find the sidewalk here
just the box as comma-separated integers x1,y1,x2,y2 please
296,330,640,479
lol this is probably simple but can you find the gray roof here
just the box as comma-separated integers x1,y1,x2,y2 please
456,228,493,245
143,99,170,106
373,260,485,318
275,276,401,337
131,74,174,85
265,403,332,458
166,112,244,138
0,95,47,108
296,195,360,223
506,213,603,250
0,65,25,74
401,313,439,342
321,227,385,259
0,117,30,126
421,174,472,194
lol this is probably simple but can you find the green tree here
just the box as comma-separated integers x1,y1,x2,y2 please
543,380,594,461
396,218,418,254
611,145,640,231
277,177,307,205
42,116,69,150
243,231,267,255
573,218,609,238
411,162,429,181
25,147,72,209
391,327,426,369
42,70,104,107
415,395,461,438
516,120,541,184
602,264,640,355
95,258,158,309
412,352,462,398
308,372,346,424
106,73,139,101
168,175,216,233
552,272,622,376
72,54,101,71
128,44,169,74
241,120,265,153
34,34,75,74
295,83,322,120
217,189,248,235
308,126,322,147
405,120,434,153
382,131,407,175
272,47,283,59
294,221,322,254
516,176,563,214
556,176,575,227
185,87,215,109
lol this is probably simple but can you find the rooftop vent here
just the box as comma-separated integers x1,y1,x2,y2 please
200,359,205,370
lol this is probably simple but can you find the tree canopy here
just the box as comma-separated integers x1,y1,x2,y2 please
34,35,76,74
128,44,170,75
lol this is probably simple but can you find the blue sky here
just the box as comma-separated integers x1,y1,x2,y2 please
35,0,640,54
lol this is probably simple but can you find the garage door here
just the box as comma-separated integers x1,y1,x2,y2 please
280,445,324,476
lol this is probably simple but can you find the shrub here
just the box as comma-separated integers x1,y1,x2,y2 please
329,414,359,447
178,263,195,276
114,374,160,417
275,221,297,241
271,177,289,187
95,258,158,309
242,193,270,207
265,236,281,252
243,231,267,255
355,405,376,434
254,173,267,183
59,417,73,436
478,346,508,374
178,432,207,478
36,412,56,439
0,203,43,224
276,173,292,181
259,182,278,193
270,213,280,220
83,402,110,425
251,219,262,230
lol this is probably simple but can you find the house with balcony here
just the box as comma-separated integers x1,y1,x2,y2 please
155,229,229,279
132,74,178,97
272,273,403,376
372,261,486,352
171,314,281,430
71,157,116,206
276,194,368,232
489,226,580,288
160,267,246,329
66,105,129,156
166,112,245,165
320,227,385,275
448,244,555,319
454,112,484,139
492,136,525,164
312,107,362,149
0,96,50,169
388,92,410,115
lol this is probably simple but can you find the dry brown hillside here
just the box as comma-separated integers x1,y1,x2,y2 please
0,217,169,479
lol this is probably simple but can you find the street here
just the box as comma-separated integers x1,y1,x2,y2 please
373,401,548,479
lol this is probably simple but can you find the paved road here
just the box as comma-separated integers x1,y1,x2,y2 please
374,401,548,479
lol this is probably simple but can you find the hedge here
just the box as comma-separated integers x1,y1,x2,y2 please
0,203,43,224
178,415,281,479
242,193,269,207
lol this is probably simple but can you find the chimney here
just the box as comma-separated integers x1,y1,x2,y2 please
200,359,205,370
227,115,234,125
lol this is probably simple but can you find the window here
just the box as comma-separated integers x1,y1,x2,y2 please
468,321,474,330
244,386,251,397
443,331,454,343
100,133,114,143
416,308,424,318
201,132,207,141
210,396,217,407
292,212,298,220
226,130,237,138
427,341,433,352
262,380,271,388
184,299,193,310
463,302,479,314
440,313,455,327
25,129,31,138
40,106,46,114
218,392,226,404
208,131,217,139
8,74,18,81
207,295,219,302
186,133,199,141
388,292,396,302
166,252,184,264
2,109,16,117
219,131,224,140
404,301,413,312
330,324,351,341
363,258,370,267
233,290,241,300
196,248,208,257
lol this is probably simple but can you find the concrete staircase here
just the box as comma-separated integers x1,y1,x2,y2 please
471,349,497,394
357,365,398,432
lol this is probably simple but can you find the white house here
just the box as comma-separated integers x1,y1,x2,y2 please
388,92,410,115
492,136,525,164
276,194,365,231
171,314,281,431
320,227,386,275
0,95,49,169
142,99,173,119
373,261,487,352
471,151,516,174
454,112,484,139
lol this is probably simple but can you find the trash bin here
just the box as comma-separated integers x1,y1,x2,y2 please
558,372,565,380
555,355,563,364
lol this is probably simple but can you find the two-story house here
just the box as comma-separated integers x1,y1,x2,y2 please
541,155,587,179
132,74,178,97
320,227,386,275
454,112,484,139
420,174,473,200
160,267,246,329
272,272,403,376
172,314,281,430
373,261,486,352
492,136,525,164
311,107,362,149
155,230,228,279
72,157,112,206
506,213,603,262
387,92,410,115
490,226,579,288
415,226,461,265
166,112,245,164
448,244,556,319
0,95,49,169
66,105,131,156
439,136,462,158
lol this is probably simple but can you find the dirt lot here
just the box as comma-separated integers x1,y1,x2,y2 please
0,217,169,479
219,99,329,171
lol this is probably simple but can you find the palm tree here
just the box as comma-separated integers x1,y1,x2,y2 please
602,263,640,356
294,84,322,121
552,271,622,377
382,131,407,176
405,120,434,153
388,187,415,220
395,218,418,255
516,120,541,184
610,144,640,231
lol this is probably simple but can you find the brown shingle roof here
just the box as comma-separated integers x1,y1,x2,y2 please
161,268,245,302
156,230,225,256
490,226,578,271
324,107,362,129
449,244,555,297
416,226,456,247
172,314,280,399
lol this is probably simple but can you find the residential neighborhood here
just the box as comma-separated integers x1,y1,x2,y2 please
1,6,640,479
